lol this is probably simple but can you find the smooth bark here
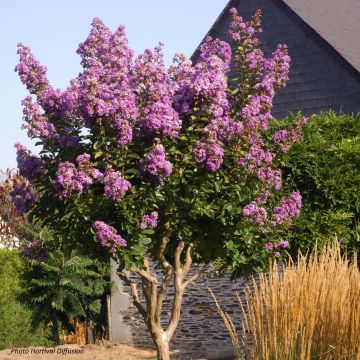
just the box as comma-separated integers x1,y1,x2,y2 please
118,223,199,360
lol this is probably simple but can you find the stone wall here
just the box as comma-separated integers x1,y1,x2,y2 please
110,261,252,359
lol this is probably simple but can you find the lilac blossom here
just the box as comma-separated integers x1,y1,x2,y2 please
52,162,87,198
15,142,43,181
243,202,268,226
192,138,224,172
15,43,49,94
76,153,91,165
257,167,282,190
140,211,158,230
10,177,34,215
93,221,127,253
273,116,308,153
139,143,172,183
21,96,57,139
133,43,181,137
264,240,289,252
77,18,139,140
276,240,289,250
271,192,302,226
53,155,104,198
103,169,132,201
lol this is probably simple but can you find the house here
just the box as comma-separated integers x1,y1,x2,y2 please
110,1,360,358
192,0,360,118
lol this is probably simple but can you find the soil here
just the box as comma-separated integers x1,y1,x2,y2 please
0,344,160,360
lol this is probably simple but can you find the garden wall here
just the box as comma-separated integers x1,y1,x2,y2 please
110,260,250,359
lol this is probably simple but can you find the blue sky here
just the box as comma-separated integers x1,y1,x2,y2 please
0,0,227,171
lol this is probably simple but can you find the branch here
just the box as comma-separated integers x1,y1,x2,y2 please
166,270,184,340
155,265,173,324
174,241,185,272
183,272,200,289
182,243,194,278
117,271,146,318
137,258,158,324
156,221,172,271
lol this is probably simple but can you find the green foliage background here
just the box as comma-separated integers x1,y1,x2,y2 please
277,112,360,255
0,249,54,349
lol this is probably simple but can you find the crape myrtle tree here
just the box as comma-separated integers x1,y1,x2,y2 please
13,8,305,359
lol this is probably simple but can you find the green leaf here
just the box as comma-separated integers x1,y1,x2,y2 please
94,151,104,159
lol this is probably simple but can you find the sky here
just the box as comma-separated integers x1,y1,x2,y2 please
0,0,227,171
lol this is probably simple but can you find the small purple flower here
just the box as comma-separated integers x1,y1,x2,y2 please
271,192,302,226
103,169,132,201
193,138,224,172
53,156,103,198
93,221,127,253
15,142,43,181
139,143,172,183
243,202,268,226
15,43,49,94
10,177,34,215
52,161,86,198
76,153,91,166
140,211,158,230
276,240,289,250
264,242,274,250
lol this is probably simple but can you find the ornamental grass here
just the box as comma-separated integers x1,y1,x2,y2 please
210,241,360,360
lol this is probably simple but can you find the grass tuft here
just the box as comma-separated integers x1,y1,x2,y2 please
210,241,360,360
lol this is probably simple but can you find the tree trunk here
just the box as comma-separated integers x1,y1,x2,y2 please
85,318,95,344
153,331,170,360
117,222,200,360
52,318,60,343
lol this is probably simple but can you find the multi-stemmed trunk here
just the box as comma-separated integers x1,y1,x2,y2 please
118,222,199,360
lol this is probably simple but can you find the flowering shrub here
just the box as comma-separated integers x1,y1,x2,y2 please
12,8,305,359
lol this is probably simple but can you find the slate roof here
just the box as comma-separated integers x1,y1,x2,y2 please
283,0,360,72
193,0,360,73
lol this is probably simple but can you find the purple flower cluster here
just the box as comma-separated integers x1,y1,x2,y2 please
21,96,57,139
171,37,232,172
15,43,49,94
255,189,271,204
77,18,138,145
10,177,34,215
192,138,224,172
140,211,158,230
271,192,302,226
21,239,48,260
139,143,172,183
264,240,289,257
53,154,103,198
226,8,291,151
238,144,273,170
273,116,308,153
15,142,43,181
228,7,262,44
257,166,282,190
104,169,132,201
134,43,181,137
93,220,127,253
243,202,268,226
238,144,281,190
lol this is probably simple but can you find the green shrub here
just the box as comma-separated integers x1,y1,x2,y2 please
0,248,54,349
26,249,110,342
277,112,360,255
